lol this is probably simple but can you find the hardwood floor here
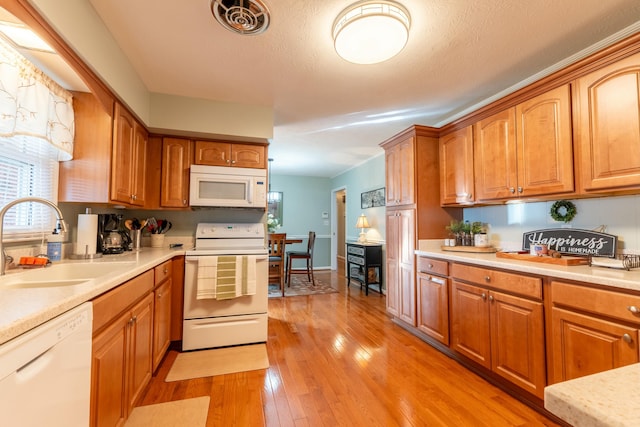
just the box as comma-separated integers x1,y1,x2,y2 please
140,269,560,426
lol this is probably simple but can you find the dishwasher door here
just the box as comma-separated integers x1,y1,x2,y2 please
0,302,93,427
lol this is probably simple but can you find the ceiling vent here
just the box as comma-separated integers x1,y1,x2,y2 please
211,0,270,35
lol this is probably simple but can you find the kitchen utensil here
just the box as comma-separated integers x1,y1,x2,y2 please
124,219,133,230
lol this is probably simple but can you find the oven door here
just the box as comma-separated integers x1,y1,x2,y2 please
183,255,269,318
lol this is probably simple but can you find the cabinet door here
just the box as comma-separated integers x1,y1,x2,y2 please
152,279,172,371
490,291,545,398
550,307,639,383
385,137,415,206
91,311,129,427
194,140,231,166
131,123,148,206
575,53,640,192
385,210,401,317
398,209,416,325
440,126,474,205
111,103,135,204
451,280,491,368
127,293,154,414
161,138,192,207
231,143,265,168
417,273,449,345
474,109,517,201
516,84,573,197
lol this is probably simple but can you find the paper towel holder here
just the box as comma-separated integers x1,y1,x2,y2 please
70,207,103,259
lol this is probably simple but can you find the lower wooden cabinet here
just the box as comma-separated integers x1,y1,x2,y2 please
385,208,416,326
416,256,449,345
450,264,546,398
91,291,153,427
89,264,176,427
152,261,173,371
549,281,640,384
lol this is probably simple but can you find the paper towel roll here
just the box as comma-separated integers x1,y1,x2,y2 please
76,213,98,255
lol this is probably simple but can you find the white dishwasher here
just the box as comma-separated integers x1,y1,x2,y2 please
0,302,93,427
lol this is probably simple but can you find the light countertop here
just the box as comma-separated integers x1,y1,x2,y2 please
544,363,640,427
416,240,640,293
0,248,184,346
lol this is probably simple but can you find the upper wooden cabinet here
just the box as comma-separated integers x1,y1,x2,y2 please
111,103,148,206
474,85,574,202
59,93,149,207
161,138,192,208
385,136,415,206
439,126,474,205
194,140,266,169
574,52,640,194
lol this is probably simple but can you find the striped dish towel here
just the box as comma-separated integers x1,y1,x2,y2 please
215,256,239,300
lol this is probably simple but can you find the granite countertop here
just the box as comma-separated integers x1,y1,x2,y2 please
415,240,640,293
544,363,640,427
0,248,185,346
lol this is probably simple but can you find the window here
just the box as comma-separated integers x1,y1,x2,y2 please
0,136,59,241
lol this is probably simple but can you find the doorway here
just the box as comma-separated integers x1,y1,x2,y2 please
331,187,346,271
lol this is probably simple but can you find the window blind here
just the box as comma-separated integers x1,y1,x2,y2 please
0,135,59,241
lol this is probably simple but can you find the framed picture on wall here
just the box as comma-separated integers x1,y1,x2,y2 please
361,187,385,209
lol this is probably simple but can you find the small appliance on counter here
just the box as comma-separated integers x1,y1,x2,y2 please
97,213,131,254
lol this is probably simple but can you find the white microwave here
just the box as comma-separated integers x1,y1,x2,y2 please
189,165,267,208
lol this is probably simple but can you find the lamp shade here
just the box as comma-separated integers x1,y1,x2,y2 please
355,214,370,229
333,1,411,65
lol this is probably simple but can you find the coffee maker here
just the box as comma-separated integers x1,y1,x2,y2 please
97,213,131,254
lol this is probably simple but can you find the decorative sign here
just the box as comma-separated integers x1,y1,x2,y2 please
522,228,617,258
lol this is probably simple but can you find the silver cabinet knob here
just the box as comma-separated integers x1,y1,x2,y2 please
509,187,515,194
622,333,633,344
628,306,639,315
481,293,487,300
484,276,491,282
517,186,523,193
428,264,433,269
489,295,494,302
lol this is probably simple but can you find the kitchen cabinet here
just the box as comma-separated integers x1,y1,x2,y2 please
161,137,192,207
574,52,640,194
450,263,546,398
152,261,172,372
381,126,461,326
90,270,154,427
59,92,150,207
386,208,416,325
110,103,148,206
194,140,266,169
385,135,415,206
473,84,574,202
439,126,474,205
549,281,640,384
416,256,449,345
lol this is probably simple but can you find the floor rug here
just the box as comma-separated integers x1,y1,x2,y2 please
268,275,338,297
125,396,209,427
165,343,269,382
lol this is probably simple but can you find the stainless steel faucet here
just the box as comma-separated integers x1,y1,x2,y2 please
0,197,68,275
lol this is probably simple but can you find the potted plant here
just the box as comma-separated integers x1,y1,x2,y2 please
445,220,464,246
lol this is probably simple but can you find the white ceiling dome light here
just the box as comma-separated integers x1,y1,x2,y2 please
332,1,411,65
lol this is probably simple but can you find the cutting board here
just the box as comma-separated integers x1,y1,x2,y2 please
496,251,589,266
441,246,498,253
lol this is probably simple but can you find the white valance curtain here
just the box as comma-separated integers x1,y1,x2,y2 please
0,37,74,160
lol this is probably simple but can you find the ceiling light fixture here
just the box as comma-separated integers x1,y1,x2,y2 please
332,1,410,65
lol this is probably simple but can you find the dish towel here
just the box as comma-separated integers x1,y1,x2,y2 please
196,256,218,300
241,255,257,296
215,256,239,300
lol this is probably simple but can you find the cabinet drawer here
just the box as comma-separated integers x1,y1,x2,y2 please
347,245,365,256
417,257,448,276
451,263,541,300
552,281,640,325
347,254,364,265
92,270,154,333
154,260,172,286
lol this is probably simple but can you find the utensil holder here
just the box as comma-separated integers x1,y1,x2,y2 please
130,229,141,250
150,233,165,248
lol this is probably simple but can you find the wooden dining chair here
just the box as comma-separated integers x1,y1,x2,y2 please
268,233,287,296
286,231,316,285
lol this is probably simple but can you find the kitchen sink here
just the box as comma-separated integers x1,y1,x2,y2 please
0,261,138,288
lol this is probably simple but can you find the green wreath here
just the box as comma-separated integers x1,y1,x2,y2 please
550,200,577,223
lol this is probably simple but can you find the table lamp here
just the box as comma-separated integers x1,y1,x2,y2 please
356,214,370,243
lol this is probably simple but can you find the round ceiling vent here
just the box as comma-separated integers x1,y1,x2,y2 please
211,0,271,35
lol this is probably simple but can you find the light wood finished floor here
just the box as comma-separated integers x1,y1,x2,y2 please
140,269,560,426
